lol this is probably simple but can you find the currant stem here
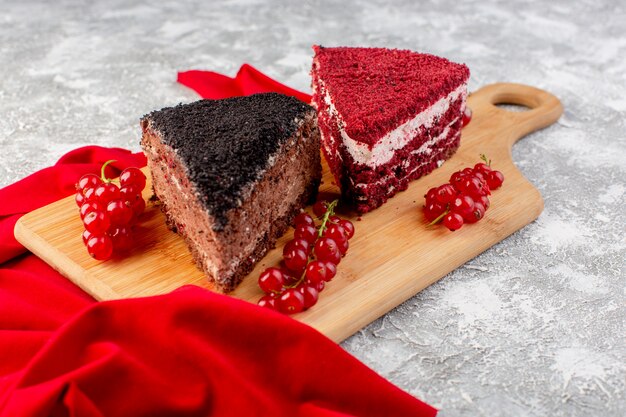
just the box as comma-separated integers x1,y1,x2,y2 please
480,154,491,167
317,199,339,238
101,160,117,183
428,208,450,226
285,276,305,289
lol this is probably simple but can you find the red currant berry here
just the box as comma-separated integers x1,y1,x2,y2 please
83,187,98,203
294,224,317,243
298,284,319,309
325,224,348,246
482,181,492,196
461,167,475,176
451,195,475,219
425,187,439,203
75,192,86,208
119,167,146,190
474,162,492,175
294,212,315,228
443,212,464,231
283,238,310,257
423,201,447,222
258,295,277,310
109,226,132,252
83,211,111,235
86,235,113,261
279,267,299,286
80,201,104,220
312,200,329,217
465,202,486,224
258,267,285,294
131,195,145,213
305,260,327,284
315,237,341,264
460,177,486,198
462,106,472,126
479,195,490,210
315,280,325,292
120,184,142,201
474,201,486,220
328,215,341,225
278,288,305,314
94,183,120,204
435,184,457,204
450,171,466,190
338,219,355,239
324,262,337,281
487,170,504,190
107,199,133,226
336,237,349,255
283,247,309,273
473,171,485,182
76,174,102,192
82,229,93,246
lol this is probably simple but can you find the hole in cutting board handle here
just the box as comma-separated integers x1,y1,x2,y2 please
487,88,545,113
495,103,531,112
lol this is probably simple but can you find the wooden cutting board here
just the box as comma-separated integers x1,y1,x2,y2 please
14,83,562,343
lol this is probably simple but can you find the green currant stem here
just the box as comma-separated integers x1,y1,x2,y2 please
480,153,491,167
283,260,311,289
317,199,338,238
284,275,306,290
100,160,117,183
428,207,450,227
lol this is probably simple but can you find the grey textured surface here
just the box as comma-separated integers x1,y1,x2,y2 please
1,0,625,416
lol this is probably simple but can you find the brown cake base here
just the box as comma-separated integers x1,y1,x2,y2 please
158,178,319,292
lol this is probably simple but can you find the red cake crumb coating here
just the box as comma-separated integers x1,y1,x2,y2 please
311,45,470,213
312,45,469,146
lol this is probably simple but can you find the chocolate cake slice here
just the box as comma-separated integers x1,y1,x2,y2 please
311,46,470,213
141,93,321,292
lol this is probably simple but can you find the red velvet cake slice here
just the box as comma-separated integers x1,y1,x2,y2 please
141,93,321,292
311,46,470,213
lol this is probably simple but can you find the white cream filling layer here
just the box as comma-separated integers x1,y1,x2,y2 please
354,127,460,190
323,83,466,168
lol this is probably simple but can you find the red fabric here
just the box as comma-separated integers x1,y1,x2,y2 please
0,66,437,417
178,63,312,103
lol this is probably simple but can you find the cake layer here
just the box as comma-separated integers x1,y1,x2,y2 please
316,88,464,212
317,84,464,177
141,94,321,292
350,123,461,212
353,119,461,191
311,45,470,146
320,80,466,167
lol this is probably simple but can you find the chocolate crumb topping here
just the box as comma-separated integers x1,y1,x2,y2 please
142,93,314,228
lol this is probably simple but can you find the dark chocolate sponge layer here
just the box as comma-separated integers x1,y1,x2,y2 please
142,93,314,230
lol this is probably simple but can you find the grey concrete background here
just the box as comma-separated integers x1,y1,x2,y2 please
1,0,624,416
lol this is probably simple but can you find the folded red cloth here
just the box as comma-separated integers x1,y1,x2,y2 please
0,66,436,416
178,63,312,103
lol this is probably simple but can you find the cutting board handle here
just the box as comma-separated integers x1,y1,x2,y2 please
467,83,563,150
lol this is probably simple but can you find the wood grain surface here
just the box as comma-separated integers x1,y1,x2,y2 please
14,83,563,342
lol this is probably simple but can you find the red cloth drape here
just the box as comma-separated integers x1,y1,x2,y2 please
0,66,436,417
178,64,312,103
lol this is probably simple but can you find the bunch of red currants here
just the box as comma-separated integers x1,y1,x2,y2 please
423,155,504,231
75,161,147,260
257,200,355,314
